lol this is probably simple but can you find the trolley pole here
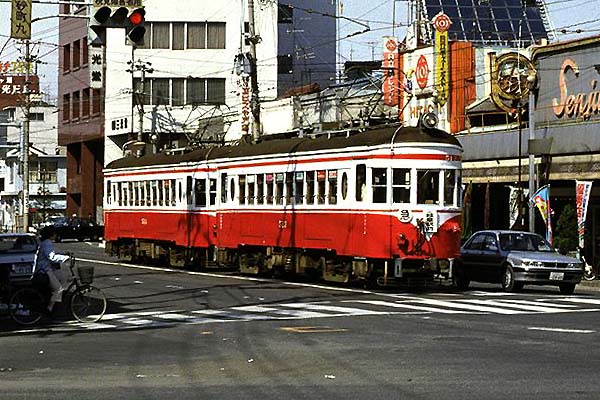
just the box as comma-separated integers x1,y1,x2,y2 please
247,0,261,141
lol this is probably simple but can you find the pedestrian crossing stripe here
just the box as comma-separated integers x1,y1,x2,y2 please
13,296,600,333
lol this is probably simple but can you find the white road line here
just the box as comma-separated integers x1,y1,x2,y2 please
458,299,575,313
497,299,577,308
548,297,600,305
231,305,333,318
414,298,528,314
528,327,596,334
348,299,469,314
280,302,391,315
192,309,273,320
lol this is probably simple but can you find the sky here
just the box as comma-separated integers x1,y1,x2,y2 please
0,0,597,104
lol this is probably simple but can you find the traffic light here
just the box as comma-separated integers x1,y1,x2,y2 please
125,8,146,46
88,6,146,46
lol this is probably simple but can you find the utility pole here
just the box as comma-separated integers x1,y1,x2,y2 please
128,59,153,156
247,0,261,141
22,39,31,232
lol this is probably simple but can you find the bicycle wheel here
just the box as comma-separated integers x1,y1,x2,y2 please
70,286,107,323
9,288,45,326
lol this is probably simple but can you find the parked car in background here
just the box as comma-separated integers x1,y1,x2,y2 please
457,230,583,294
0,233,39,284
52,217,104,242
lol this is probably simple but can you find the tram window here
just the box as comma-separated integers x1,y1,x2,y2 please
158,181,164,206
239,175,246,205
187,176,194,205
128,182,134,206
285,173,293,204
266,174,274,204
195,178,207,207
256,174,264,204
328,170,337,205
146,181,151,206
294,172,304,204
356,164,366,202
139,182,145,206
178,181,182,203
275,173,284,205
209,178,217,206
317,170,326,204
117,182,122,206
170,179,176,206
306,171,315,205
341,172,348,201
221,173,227,203
230,178,235,202
444,170,456,206
152,181,158,206
133,182,140,206
417,170,440,204
392,168,411,204
107,180,112,205
247,175,255,205
372,168,387,204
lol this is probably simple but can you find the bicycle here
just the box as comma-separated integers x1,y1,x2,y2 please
9,256,107,325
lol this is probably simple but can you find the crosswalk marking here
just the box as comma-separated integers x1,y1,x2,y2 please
348,300,469,314
8,295,600,333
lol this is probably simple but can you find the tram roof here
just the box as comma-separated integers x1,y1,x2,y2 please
106,125,461,170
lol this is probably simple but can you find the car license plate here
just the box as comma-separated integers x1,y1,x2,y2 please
12,263,32,275
549,272,564,280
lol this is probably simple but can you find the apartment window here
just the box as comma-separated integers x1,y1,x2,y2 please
73,39,81,69
278,4,293,23
30,161,57,183
172,78,185,106
133,78,151,106
72,91,80,120
207,22,226,49
29,113,44,121
206,78,225,104
186,78,204,105
82,38,88,66
92,89,101,114
187,22,206,49
152,22,170,49
152,78,169,106
62,93,70,121
278,54,293,74
63,43,71,73
172,23,185,50
82,88,90,118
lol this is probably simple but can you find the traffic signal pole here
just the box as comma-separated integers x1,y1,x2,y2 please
247,0,261,141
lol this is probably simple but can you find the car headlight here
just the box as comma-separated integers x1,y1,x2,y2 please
567,262,582,269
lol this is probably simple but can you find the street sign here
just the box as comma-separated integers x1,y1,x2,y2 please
11,0,32,40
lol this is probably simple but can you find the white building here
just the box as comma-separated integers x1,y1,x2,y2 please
102,0,337,165
0,104,67,231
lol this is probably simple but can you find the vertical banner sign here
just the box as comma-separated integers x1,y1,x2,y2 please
11,0,32,40
531,185,552,245
432,12,451,107
576,181,593,248
241,77,250,134
382,37,399,106
89,46,104,89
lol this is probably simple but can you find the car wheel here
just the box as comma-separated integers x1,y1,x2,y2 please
501,265,520,292
453,267,470,290
559,283,576,295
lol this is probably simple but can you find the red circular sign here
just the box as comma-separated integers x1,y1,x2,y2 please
416,55,429,89
385,38,397,52
433,13,452,33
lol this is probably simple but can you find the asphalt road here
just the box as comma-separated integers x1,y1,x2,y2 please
1,241,599,400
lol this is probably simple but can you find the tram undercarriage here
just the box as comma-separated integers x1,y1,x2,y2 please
106,239,455,287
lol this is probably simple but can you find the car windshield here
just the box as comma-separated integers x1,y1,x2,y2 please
499,233,553,252
0,235,38,254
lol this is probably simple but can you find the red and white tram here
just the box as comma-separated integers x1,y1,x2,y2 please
103,123,463,286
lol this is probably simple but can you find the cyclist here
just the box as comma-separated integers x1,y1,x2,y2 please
33,225,71,315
